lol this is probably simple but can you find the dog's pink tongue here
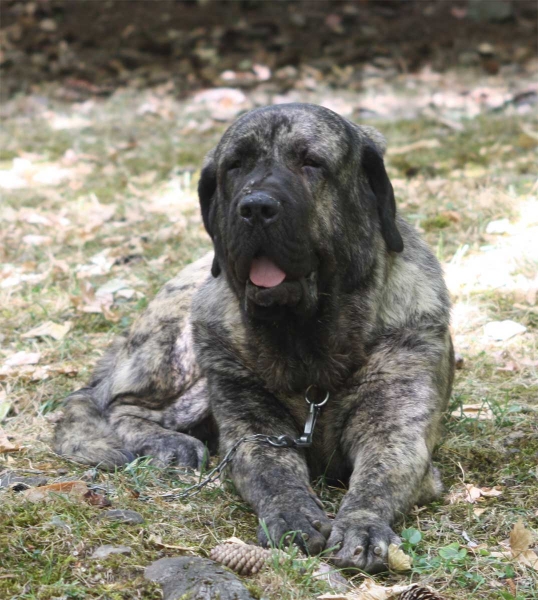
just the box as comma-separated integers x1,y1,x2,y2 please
249,257,286,288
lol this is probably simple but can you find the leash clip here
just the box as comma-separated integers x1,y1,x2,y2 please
295,386,330,447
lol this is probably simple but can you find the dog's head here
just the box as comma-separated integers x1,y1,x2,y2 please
198,103,403,320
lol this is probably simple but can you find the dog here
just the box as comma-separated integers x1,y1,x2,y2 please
54,103,454,573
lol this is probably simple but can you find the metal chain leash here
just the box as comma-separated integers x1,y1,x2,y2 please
159,386,329,501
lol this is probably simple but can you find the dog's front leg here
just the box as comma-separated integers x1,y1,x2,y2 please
210,375,332,554
328,348,450,573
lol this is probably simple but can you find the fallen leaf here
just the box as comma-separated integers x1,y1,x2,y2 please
4,351,41,367
484,320,527,341
479,487,503,498
222,536,248,546
497,361,520,372
91,545,131,559
23,481,89,503
388,543,413,571
0,390,11,422
22,234,52,246
510,519,538,569
0,428,20,453
71,282,119,322
388,139,441,155
449,484,502,504
451,403,494,421
75,248,115,278
350,579,422,600
148,534,196,552
83,490,112,507
95,278,132,297
22,321,72,341
486,218,513,235
439,210,461,223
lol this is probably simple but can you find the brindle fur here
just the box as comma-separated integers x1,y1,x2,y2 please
54,104,454,573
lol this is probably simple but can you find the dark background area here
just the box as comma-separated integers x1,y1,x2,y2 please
1,0,537,101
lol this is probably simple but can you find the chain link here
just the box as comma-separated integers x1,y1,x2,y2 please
159,434,280,500
159,389,329,501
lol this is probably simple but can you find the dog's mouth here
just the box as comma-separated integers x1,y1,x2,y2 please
243,255,318,319
249,256,287,289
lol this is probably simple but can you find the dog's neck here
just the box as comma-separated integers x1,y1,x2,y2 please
241,289,371,394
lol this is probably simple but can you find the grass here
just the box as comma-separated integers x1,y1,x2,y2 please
0,84,537,599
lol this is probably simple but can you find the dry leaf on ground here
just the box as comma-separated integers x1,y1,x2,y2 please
71,282,119,322
484,320,527,341
387,139,441,155
0,390,11,422
509,519,538,569
449,484,502,504
4,351,41,367
22,320,72,341
318,580,446,600
23,481,89,503
0,428,20,453
451,403,494,420
388,544,413,571
83,489,112,508
148,534,197,552
318,579,435,600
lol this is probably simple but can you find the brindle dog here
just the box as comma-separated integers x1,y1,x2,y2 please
54,103,454,573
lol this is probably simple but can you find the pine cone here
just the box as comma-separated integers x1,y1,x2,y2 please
210,542,274,575
399,585,447,600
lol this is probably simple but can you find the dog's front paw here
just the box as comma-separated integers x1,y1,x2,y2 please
327,511,400,573
257,493,332,555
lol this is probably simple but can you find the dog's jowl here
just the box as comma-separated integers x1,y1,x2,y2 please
54,103,454,573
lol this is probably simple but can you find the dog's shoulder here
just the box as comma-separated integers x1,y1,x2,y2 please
375,216,451,331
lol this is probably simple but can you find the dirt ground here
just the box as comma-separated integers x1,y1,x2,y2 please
1,0,537,100
1,2,538,599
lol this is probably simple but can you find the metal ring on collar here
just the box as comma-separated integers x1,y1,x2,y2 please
304,385,329,407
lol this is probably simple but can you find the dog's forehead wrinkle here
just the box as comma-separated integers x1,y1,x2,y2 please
220,106,349,165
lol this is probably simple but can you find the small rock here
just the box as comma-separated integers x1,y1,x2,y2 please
91,545,132,559
455,353,465,369
145,556,255,600
0,472,48,490
484,320,527,342
104,509,145,525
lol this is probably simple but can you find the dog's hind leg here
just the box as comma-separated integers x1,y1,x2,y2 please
54,389,135,469
107,379,211,469
53,253,214,469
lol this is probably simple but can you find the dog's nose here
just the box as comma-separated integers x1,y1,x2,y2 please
237,193,281,226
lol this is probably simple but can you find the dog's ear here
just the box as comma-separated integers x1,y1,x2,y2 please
198,149,217,237
197,149,221,277
361,135,404,254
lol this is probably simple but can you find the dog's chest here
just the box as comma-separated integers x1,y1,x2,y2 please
280,393,349,480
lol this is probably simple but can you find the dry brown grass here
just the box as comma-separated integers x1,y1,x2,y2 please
0,82,537,599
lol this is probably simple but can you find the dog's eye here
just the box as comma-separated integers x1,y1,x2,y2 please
302,157,322,170
227,160,242,172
